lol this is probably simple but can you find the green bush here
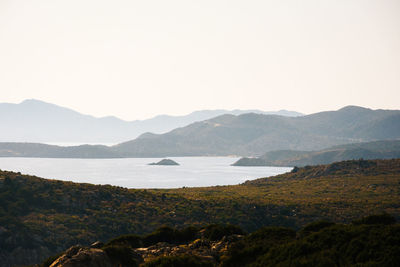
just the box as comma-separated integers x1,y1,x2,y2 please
299,221,335,237
249,223,400,266
105,234,143,248
177,226,199,243
352,213,396,225
103,245,138,266
203,224,245,241
144,254,213,267
142,225,199,246
143,226,178,246
221,227,295,267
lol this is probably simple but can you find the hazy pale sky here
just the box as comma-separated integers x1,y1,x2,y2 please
1,0,399,120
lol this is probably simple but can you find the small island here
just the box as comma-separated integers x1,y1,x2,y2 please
148,159,180,166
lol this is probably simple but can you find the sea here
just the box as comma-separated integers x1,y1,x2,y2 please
0,157,292,189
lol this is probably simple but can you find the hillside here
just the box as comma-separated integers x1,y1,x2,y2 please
0,99,301,144
233,140,400,167
1,159,400,266
114,106,400,157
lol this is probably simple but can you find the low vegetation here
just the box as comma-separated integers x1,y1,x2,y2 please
42,214,400,266
221,214,400,267
0,159,400,266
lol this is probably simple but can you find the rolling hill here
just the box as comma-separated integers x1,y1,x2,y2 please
113,106,400,157
233,140,400,167
1,159,399,266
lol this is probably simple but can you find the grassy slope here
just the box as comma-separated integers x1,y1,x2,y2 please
169,159,400,225
0,159,400,265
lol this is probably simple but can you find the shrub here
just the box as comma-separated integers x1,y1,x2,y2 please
103,245,139,266
220,227,295,267
176,226,199,243
105,234,142,248
299,221,335,237
142,226,199,246
203,224,245,241
144,254,213,267
352,214,396,225
143,226,177,246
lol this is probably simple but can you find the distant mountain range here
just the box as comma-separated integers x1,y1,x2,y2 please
0,143,120,158
0,99,303,144
0,105,399,158
232,140,400,167
113,106,400,157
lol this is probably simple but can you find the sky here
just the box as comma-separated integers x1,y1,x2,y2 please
0,0,399,120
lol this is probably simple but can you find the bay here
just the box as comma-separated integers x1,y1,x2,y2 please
0,157,292,188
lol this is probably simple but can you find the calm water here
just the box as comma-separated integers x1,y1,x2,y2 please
0,157,292,188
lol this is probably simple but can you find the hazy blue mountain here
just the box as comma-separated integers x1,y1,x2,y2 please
0,105,399,158
0,142,121,158
233,140,400,167
0,99,303,143
113,106,400,157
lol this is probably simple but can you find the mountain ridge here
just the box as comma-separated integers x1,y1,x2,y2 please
0,105,399,158
113,106,400,157
0,99,303,143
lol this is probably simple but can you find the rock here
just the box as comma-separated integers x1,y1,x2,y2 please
211,240,225,252
188,239,210,249
131,234,244,265
49,246,112,267
148,159,180,166
47,234,244,267
90,241,104,249
65,246,81,257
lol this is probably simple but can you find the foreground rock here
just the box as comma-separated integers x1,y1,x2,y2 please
47,234,243,267
134,234,242,264
148,159,180,165
49,246,112,267
41,214,400,267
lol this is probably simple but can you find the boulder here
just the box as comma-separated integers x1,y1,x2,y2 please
90,241,104,249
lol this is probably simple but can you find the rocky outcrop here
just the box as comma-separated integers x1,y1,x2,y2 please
133,234,242,264
49,246,113,267
46,234,243,266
